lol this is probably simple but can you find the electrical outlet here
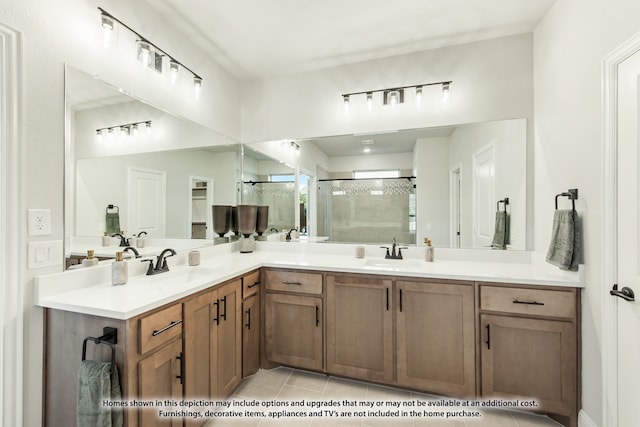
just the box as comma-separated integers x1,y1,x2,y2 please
28,209,51,236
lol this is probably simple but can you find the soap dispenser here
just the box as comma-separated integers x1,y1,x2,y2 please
111,251,128,286
81,250,99,267
424,238,434,262
102,232,110,247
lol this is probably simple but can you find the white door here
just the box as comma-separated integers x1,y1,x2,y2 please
472,145,495,248
614,45,640,427
127,167,166,237
450,166,461,248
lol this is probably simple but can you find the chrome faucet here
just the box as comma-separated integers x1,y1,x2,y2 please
112,233,129,247
142,248,177,275
381,238,407,259
123,246,140,258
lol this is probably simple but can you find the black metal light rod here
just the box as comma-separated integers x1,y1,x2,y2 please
341,81,451,97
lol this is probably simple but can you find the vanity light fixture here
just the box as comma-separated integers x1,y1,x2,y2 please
442,82,451,103
97,7,204,99
280,140,300,156
341,80,452,112
101,14,114,48
96,120,152,142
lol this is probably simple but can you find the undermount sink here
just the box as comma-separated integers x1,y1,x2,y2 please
133,267,216,286
364,259,423,270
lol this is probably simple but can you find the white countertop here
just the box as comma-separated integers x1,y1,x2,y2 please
36,242,583,320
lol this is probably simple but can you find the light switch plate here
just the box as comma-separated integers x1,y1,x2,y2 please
28,209,51,236
28,240,62,269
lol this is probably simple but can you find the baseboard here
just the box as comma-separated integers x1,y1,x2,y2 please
579,410,599,427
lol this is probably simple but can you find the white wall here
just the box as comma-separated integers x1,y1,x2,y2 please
75,149,237,238
328,152,414,174
241,33,533,142
449,119,527,250
0,0,240,424
534,0,640,424
414,137,451,247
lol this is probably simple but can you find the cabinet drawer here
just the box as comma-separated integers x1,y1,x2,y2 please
264,269,322,294
139,303,183,354
480,285,575,319
243,270,261,299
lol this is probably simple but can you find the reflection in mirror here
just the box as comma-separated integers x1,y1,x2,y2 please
64,65,240,267
241,145,296,234
299,118,526,249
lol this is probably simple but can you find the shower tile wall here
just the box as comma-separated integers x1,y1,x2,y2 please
318,178,416,244
243,182,296,231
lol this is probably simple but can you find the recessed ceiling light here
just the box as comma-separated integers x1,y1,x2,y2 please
364,148,371,153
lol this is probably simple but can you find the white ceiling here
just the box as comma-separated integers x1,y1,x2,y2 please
147,0,556,80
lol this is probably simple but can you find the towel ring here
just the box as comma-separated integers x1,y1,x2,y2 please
106,204,119,214
555,189,578,211
82,327,117,373
496,197,509,212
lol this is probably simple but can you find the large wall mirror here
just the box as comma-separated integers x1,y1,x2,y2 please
64,65,241,265
296,118,527,250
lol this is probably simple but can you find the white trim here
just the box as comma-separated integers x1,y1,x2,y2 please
601,31,640,427
0,23,23,427
580,409,600,427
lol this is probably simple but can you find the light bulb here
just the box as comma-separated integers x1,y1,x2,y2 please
343,95,350,114
442,82,450,103
194,76,202,99
101,15,114,49
416,86,423,107
131,124,139,137
366,92,373,111
137,40,151,66
145,121,152,135
389,91,398,109
96,129,103,143
169,60,179,84
107,128,114,140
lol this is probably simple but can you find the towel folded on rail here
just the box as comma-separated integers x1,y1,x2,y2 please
77,360,123,427
490,211,510,249
546,209,582,271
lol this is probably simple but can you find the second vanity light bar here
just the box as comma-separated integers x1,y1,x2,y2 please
96,120,152,140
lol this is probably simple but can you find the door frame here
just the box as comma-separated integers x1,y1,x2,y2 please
0,23,23,427
602,30,640,427
449,164,462,248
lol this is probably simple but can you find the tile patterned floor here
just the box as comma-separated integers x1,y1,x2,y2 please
205,367,562,427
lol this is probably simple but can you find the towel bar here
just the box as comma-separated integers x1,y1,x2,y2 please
82,327,117,373
555,188,578,210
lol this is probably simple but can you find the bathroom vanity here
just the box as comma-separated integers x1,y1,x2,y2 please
36,242,582,427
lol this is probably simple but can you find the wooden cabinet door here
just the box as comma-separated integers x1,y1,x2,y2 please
242,293,260,377
138,339,183,427
396,280,476,396
265,293,323,371
480,314,577,415
183,290,216,401
215,279,243,398
326,275,393,382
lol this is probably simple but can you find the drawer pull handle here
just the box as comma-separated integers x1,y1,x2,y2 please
513,299,544,306
282,280,302,285
247,281,260,289
152,320,182,337
245,308,251,330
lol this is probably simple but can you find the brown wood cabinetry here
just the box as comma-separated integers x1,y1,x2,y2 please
326,274,393,382
242,270,261,377
396,279,476,396
479,283,579,427
264,268,323,371
183,278,242,403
